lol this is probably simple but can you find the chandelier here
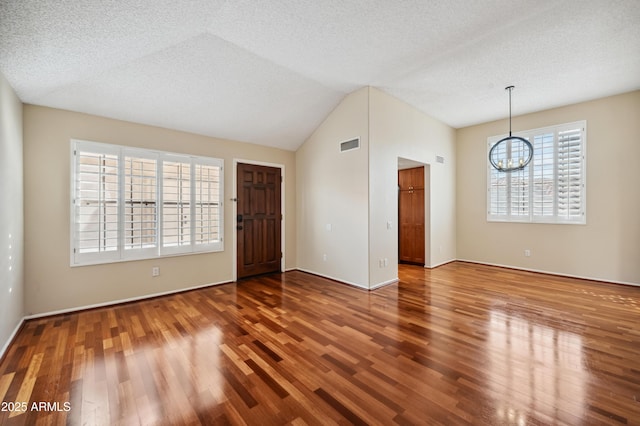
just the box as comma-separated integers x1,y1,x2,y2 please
488,86,533,172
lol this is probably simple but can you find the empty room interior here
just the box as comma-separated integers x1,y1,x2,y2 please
1,1,639,425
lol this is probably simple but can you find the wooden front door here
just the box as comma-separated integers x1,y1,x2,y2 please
237,163,282,279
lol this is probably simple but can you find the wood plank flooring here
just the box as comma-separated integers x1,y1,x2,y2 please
1,262,639,425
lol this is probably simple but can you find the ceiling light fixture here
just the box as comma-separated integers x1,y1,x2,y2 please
489,86,533,172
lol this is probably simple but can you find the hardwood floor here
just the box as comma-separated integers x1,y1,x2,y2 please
1,262,639,425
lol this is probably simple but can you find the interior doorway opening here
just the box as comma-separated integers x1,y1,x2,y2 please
397,158,430,268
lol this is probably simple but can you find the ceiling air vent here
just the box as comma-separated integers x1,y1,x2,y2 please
340,137,360,152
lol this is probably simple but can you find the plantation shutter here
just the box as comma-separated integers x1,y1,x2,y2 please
162,159,192,251
123,154,158,254
73,144,120,264
195,162,222,246
489,140,508,216
509,164,529,218
532,133,555,218
557,126,584,221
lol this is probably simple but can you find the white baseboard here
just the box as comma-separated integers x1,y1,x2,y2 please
295,269,399,291
0,317,25,361
456,258,640,287
25,279,232,320
370,278,399,290
426,258,457,269
295,268,369,290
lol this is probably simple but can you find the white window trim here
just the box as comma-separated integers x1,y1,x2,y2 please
70,139,224,266
486,121,586,225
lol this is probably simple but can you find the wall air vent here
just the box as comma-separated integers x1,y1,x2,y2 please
340,137,360,152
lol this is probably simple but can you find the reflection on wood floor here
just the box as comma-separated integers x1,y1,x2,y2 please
1,262,639,425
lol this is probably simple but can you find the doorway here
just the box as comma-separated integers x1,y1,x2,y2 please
236,163,282,279
397,158,429,267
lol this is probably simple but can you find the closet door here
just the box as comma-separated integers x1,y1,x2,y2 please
411,188,425,264
398,167,425,265
399,189,415,262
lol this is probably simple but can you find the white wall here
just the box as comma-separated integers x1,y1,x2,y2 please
23,105,297,315
369,88,457,287
296,87,457,289
296,88,370,287
0,72,24,356
457,91,640,285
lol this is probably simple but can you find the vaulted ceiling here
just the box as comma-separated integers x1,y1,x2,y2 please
1,0,639,150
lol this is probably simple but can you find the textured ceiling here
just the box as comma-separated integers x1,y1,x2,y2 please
1,0,639,151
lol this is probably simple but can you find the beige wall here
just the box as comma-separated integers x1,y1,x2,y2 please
0,72,24,356
296,87,370,287
457,91,640,285
23,105,296,315
369,88,457,286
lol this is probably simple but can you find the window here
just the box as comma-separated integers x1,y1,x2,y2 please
487,121,586,224
71,140,223,266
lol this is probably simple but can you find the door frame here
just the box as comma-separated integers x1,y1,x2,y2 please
232,159,286,281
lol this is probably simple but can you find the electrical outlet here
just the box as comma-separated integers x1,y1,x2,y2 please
524,250,531,257
323,254,327,261
152,267,160,276
383,258,388,267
